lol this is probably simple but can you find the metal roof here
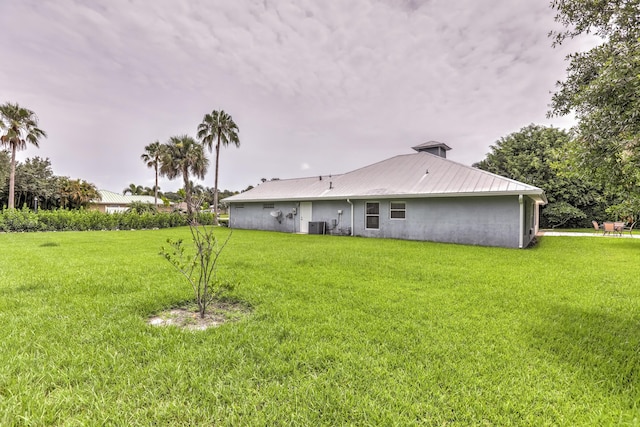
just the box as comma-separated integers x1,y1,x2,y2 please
224,152,547,204
93,190,159,205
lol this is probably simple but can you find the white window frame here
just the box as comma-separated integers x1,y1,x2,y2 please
390,201,406,220
365,201,380,229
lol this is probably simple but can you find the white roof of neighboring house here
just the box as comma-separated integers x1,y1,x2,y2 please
224,151,547,204
92,190,159,205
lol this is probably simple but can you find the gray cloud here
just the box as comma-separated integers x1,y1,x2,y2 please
0,0,594,193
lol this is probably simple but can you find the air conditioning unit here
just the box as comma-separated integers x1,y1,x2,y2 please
308,221,326,235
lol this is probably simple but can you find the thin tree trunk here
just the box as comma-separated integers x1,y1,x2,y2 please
8,143,16,209
213,137,221,226
154,162,158,207
183,167,192,218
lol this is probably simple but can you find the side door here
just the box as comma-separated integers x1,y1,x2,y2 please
299,202,312,233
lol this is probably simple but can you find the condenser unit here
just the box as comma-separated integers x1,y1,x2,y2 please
308,221,326,235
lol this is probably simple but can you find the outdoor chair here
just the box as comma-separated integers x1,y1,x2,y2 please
592,220,600,234
603,222,616,236
624,221,636,236
614,222,625,236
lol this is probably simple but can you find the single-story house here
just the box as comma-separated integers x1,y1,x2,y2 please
223,142,547,248
90,190,171,213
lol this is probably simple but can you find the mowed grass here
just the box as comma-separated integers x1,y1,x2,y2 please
1,229,639,426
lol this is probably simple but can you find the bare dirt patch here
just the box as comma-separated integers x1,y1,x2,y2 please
148,301,251,331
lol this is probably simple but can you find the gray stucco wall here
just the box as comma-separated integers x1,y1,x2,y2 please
303,201,353,235
229,202,299,233
228,201,352,234
228,195,539,248
351,196,527,248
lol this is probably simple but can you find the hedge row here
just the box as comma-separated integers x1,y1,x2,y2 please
0,208,216,232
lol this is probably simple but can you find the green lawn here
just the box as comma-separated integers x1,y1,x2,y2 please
1,228,639,425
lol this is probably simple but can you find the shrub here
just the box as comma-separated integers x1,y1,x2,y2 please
0,206,39,232
0,208,201,232
542,202,587,229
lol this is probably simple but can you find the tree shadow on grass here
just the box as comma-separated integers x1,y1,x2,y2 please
530,304,640,398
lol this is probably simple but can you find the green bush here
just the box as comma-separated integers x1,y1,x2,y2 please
0,206,39,232
0,208,207,232
542,202,587,229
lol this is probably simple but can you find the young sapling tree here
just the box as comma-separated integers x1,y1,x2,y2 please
160,213,232,318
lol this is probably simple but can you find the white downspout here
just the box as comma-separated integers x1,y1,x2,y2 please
534,202,540,236
347,199,354,236
518,195,524,249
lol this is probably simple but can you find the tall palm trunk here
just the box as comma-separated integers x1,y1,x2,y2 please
213,136,222,225
8,143,16,209
183,166,192,218
154,163,158,207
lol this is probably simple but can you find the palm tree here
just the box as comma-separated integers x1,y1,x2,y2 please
123,183,144,195
159,135,208,218
141,186,161,197
58,178,100,209
191,182,205,196
0,102,47,209
197,110,240,224
140,140,163,206
127,201,157,214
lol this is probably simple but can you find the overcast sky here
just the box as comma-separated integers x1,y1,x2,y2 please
0,0,594,193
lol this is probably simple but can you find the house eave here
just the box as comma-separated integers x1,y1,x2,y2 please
224,190,547,204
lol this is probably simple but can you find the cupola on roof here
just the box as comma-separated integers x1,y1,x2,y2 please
411,141,451,158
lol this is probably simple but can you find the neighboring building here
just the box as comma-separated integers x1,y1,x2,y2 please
90,190,170,213
223,143,547,248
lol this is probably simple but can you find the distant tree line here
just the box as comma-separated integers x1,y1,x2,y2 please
0,101,243,220
474,125,614,228
119,180,239,210
0,153,99,210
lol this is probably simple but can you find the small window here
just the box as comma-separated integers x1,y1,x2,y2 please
365,202,380,229
263,203,274,209
235,203,244,209
390,201,406,219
